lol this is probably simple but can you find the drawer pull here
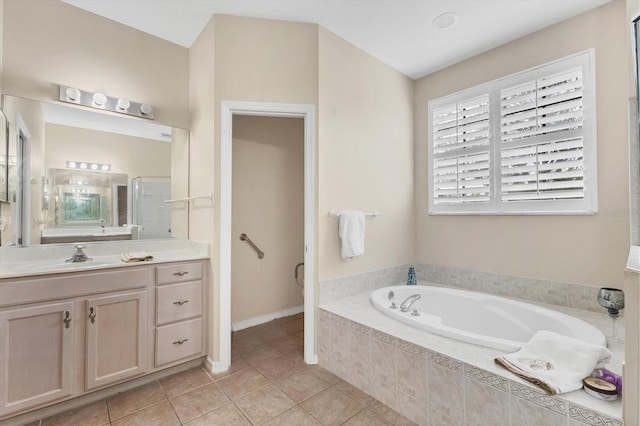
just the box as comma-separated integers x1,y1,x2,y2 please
173,338,189,345
173,271,189,277
88,306,96,324
63,311,71,329
173,300,189,306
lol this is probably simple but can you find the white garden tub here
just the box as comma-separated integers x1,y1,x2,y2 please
370,285,606,352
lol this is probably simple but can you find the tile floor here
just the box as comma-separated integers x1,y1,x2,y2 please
26,313,416,425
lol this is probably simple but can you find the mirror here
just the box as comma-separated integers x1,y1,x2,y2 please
0,95,189,246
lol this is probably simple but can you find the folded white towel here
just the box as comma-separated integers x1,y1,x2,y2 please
495,330,612,395
121,251,154,263
338,210,365,258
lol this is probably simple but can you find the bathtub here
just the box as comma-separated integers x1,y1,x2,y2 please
370,285,606,352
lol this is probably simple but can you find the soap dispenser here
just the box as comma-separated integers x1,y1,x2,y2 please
407,266,417,285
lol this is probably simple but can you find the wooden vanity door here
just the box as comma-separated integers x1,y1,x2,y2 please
0,301,75,416
85,290,148,391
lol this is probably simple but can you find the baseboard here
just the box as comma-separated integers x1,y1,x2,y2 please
206,356,230,375
232,305,304,332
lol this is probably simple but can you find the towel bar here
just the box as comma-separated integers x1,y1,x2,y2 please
328,210,382,217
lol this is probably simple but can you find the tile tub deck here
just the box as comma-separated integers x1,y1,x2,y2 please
318,289,623,426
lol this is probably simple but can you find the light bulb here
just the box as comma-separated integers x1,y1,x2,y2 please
65,87,81,102
117,98,131,111
140,103,153,116
93,92,107,107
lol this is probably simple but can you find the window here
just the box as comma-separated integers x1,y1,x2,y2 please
428,50,596,215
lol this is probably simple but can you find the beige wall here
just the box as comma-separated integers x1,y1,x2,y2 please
318,28,415,281
192,15,320,361
188,14,217,365
231,115,304,323
416,2,638,420
415,0,630,287
1,0,189,128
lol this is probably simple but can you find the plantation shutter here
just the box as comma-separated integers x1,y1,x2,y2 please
428,50,595,214
499,68,585,202
431,94,491,204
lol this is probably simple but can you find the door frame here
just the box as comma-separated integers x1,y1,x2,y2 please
217,101,316,372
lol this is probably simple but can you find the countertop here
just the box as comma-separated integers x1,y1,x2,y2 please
0,239,209,279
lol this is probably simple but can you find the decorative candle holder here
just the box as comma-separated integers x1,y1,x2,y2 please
597,287,624,344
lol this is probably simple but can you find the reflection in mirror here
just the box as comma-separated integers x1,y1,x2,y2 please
0,110,7,202
0,95,189,247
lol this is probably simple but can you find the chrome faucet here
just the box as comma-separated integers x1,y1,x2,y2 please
65,244,93,263
399,294,421,313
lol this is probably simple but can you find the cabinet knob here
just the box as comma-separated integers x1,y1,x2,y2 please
88,306,96,323
173,271,189,277
63,311,71,329
172,338,189,345
173,300,189,306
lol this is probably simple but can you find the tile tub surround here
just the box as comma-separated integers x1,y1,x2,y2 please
320,263,619,314
318,293,623,426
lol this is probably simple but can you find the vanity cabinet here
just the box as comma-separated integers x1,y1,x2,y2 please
154,262,204,367
0,258,207,421
0,301,74,416
85,290,148,390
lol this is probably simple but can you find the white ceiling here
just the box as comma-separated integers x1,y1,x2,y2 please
63,0,612,80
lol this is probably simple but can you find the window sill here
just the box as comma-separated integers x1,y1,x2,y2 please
626,245,640,273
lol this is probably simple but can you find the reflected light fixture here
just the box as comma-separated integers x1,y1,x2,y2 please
66,161,111,172
59,85,155,120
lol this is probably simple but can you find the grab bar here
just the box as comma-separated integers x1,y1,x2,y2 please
239,233,265,259
295,262,304,279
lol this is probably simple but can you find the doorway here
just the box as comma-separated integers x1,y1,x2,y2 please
231,115,304,330
217,101,316,373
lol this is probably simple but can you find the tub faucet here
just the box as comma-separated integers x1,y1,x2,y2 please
65,244,93,263
400,294,421,313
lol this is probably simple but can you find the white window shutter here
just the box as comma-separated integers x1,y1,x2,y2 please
432,95,491,205
500,67,586,204
428,50,596,215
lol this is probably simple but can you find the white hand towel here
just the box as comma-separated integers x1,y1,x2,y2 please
495,330,612,395
338,210,365,258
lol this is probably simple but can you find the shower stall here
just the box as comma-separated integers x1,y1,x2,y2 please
128,176,171,240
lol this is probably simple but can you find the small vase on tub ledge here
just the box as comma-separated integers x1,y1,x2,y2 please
407,266,417,285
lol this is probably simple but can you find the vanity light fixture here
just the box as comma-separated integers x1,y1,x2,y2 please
59,85,155,120
66,161,111,172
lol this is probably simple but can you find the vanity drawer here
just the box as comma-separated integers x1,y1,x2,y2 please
156,262,202,285
156,281,202,325
0,267,148,308
155,318,203,366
